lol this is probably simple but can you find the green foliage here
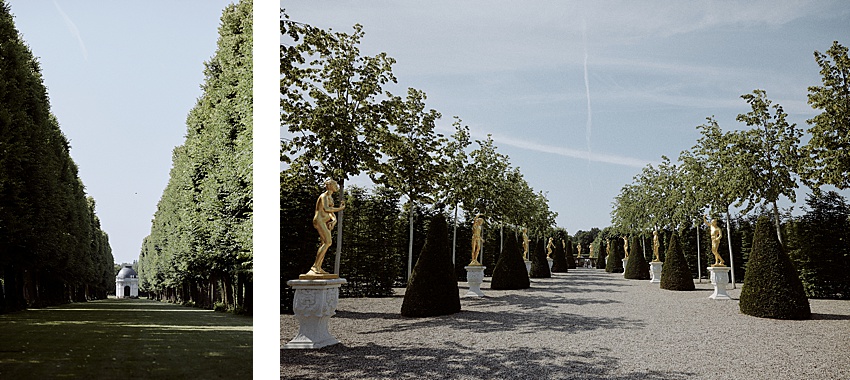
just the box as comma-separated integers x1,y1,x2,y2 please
786,191,850,299
400,214,461,317
550,230,569,273
565,237,576,269
623,236,650,280
0,1,113,312
659,233,695,291
593,234,607,270
490,228,530,290
529,237,551,278
605,237,624,273
138,1,252,314
740,217,810,320
280,162,320,313
801,41,850,189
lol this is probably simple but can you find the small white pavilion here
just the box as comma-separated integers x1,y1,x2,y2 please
115,265,139,298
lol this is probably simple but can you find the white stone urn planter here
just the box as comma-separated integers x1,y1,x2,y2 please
708,266,732,300
464,265,486,297
649,261,663,284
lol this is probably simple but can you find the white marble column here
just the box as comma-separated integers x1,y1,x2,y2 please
284,278,347,349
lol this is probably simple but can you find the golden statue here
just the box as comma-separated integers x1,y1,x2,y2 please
546,237,555,258
622,236,629,258
305,179,345,278
704,215,726,266
606,239,611,257
470,214,484,265
652,230,660,262
522,227,530,261
589,244,594,258
576,244,582,257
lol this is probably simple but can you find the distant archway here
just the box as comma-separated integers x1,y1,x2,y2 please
124,286,130,297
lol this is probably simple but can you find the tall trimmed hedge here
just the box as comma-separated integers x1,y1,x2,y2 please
660,233,695,291
491,230,530,290
605,238,624,273
739,217,810,320
551,238,569,273
566,239,576,269
529,238,551,278
401,214,461,317
624,236,649,280
595,238,607,270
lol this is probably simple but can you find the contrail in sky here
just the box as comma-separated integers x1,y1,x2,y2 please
582,19,592,162
53,1,87,61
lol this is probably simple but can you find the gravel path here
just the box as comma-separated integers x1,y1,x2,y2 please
281,268,850,379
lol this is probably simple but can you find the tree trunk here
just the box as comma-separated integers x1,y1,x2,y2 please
407,209,414,282
334,179,345,275
452,204,458,265
726,209,736,289
772,200,784,246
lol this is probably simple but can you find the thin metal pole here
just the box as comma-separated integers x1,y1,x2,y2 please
696,220,702,283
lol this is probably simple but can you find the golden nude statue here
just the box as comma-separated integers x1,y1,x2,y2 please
522,227,530,261
306,179,345,278
589,244,594,258
606,239,611,256
576,244,582,257
470,214,484,265
652,230,660,262
546,237,555,258
704,215,726,266
622,236,629,258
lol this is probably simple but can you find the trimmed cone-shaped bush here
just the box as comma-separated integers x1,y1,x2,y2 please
551,239,569,273
605,238,623,273
491,230,530,290
566,240,577,269
660,233,695,290
739,217,811,320
624,236,650,279
595,240,607,270
529,238,551,278
401,214,461,317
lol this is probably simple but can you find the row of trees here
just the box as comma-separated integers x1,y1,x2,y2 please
281,11,559,303
610,41,850,297
0,1,114,313
137,0,253,314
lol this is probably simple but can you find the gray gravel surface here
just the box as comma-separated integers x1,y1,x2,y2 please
281,268,850,379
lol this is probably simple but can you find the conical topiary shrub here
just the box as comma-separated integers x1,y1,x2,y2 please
624,236,650,279
566,239,576,269
660,233,695,290
401,214,461,317
595,239,607,270
491,229,530,290
605,238,623,273
739,216,810,320
529,237,551,278
551,238,569,273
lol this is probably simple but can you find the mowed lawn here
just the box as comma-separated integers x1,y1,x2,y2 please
0,298,252,379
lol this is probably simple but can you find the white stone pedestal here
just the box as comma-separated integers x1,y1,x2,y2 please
708,266,731,300
464,265,486,297
650,261,663,283
524,260,532,275
622,259,629,276
547,257,554,271
283,277,347,349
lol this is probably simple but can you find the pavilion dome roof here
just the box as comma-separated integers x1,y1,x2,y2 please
116,266,138,278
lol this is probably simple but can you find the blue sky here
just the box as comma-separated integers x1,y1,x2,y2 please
7,1,237,265
283,1,850,234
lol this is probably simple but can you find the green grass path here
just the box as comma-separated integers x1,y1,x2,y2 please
0,298,252,379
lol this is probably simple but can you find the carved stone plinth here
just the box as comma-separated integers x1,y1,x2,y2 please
464,265,486,297
283,277,347,349
649,261,663,283
524,260,532,275
622,259,629,277
708,266,731,300
547,257,554,271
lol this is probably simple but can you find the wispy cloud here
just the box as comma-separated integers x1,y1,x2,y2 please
53,1,87,60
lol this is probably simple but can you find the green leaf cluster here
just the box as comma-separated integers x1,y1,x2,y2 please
138,0,252,314
0,1,113,312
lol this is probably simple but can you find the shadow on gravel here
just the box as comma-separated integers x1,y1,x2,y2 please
352,307,643,336
811,312,850,320
281,343,694,380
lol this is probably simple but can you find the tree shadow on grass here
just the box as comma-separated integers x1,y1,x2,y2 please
281,342,694,380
